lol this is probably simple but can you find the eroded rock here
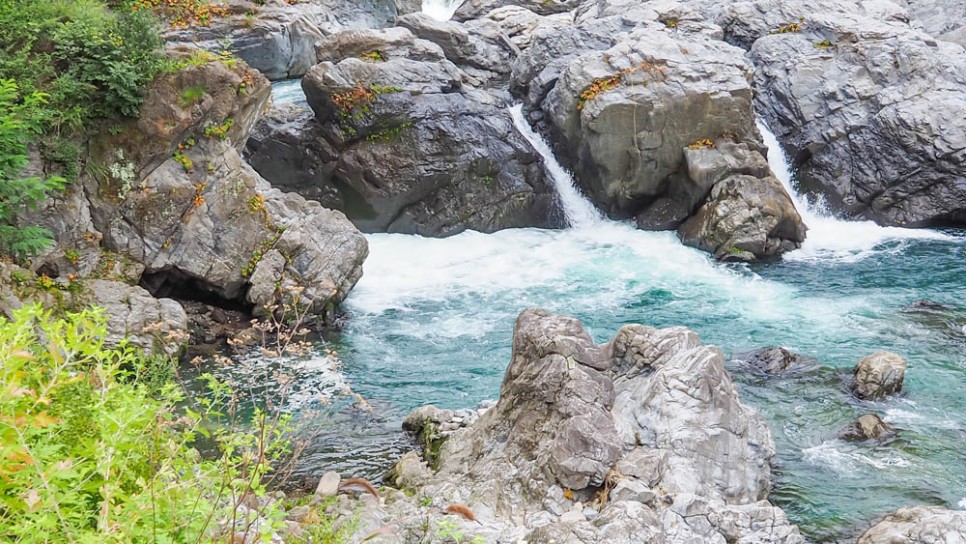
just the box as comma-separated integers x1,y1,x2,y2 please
853,351,908,400
857,506,966,543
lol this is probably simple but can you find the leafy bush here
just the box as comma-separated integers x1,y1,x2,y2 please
0,0,167,131
0,304,295,542
0,80,66,258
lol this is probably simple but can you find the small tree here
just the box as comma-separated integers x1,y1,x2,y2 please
0,79,66,259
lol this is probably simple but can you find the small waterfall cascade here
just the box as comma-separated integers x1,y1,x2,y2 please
756,119,949,259
422,0,464,21
508,104,603,228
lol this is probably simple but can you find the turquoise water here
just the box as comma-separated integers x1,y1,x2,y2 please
233,91,966,540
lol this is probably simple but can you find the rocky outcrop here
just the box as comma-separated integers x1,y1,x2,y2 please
852,351,908,400
27,58,367,323
838,414,894,441
895,0,966,46
0,263,188,358
163,0,398,80
453,0,584,21
504,2,806,259
286,28,564,235
717,0,966,227
857,506,966,543
322,309,803,543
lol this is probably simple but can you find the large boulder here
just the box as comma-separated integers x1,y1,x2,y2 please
26,58,368,322
453,0,584,21
292,28,565,235
677,173,806,260
852,351,908,400
838,413,894,441
327,309,803,543
718,0,966,227
163,0,399,80
857,506,966,543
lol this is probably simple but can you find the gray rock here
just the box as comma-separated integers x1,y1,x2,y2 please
857,506,966,543
538,25,762,221
163,0,399,80
453,0,583,22
722,0,966,227
732,346,819,374
677,173,806,261
297,31,565,235
362,308,802,543
315,471,341,498
87,280,189,359
839,414,895,441
853,351,908,400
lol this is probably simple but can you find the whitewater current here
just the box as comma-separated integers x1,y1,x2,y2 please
234,81,966,541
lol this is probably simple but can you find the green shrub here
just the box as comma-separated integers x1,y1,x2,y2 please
0,304,295,542
0,0,167,131
0,80,67,259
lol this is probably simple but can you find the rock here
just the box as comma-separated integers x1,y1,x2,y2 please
65,59,370,320
891,0,966,46
852,351,908,400
87,280,189,359
857,506,966,543
839,414,895,441
453,0,583,22
533,15,760,220
163,0,399,80
363,308,802,543
732,347,817,374
396,13,517,86
315,471,341,498
721,0,966,227
297,30,565,235
677,173,806,261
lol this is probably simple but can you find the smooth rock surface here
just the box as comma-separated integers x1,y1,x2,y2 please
857,506,966,543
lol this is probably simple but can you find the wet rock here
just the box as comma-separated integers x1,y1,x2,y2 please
853,351,908,400
299,29,564,235
678,173,806,261
453,0,583,22
396,13,517,86
720,0,966,227
839,414,894,441
732,346,817,374
857,506,966,543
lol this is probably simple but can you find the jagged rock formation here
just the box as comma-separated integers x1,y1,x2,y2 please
26,58,368,322
715,0,966,227
249,26,565,236
857,506,966,543
322,309,804,543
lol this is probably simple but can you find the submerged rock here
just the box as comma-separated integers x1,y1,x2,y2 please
852,351,908,400
838,414,895,441
857,506,966,543
732,346,818,374
335,308,803,542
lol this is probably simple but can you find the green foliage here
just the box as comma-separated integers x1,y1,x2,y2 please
0,0,168,130
0,304,299,542
203,117,234,140
0,80,67,259
179,84,207,107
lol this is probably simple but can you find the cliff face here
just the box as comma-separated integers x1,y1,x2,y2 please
20,54,368,341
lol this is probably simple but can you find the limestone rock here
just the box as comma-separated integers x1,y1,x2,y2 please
857,506,966,543
297,29,565,235
720,0,966,227
315,471,341,498
839,414,895,441
853,351,908,400
677,174,806,261
732,347,817,375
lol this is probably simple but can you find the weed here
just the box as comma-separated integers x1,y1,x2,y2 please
179,84,207,107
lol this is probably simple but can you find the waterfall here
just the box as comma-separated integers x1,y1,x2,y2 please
508,105,603,228
756,119,950,260
422,0,464,21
